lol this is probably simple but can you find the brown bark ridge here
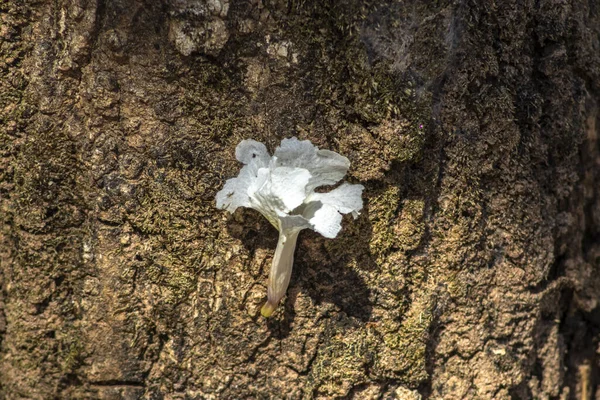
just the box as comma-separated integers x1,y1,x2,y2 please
1,0,599,398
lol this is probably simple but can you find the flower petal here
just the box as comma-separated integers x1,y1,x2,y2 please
215,173,252,213
301,183,364,238
270,167,311,211
216,140,271,213
309,204,343,238
248,167,311,226
306,183,364,218
274,137,350,191
216,164,263,213
236,139,270,166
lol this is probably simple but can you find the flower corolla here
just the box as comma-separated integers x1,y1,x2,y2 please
216,137,364,317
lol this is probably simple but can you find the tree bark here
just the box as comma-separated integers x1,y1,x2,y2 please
1,0,599,398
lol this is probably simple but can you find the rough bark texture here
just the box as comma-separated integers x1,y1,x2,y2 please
1,0,600,399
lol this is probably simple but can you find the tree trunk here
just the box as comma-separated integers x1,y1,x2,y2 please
1,0,599,398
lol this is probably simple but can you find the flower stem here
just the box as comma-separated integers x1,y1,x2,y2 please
261,230,300,317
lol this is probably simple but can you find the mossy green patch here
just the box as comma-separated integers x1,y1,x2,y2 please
393,198,426,253
368,186,401,258
178,61,243,141
373,285,437,386
282,1,431,164
306,322,378,397
127,168,214,304
60,333,85,373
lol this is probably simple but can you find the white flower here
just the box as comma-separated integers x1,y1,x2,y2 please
216,137,364,317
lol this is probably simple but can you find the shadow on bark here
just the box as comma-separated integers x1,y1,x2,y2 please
226,202,375,334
